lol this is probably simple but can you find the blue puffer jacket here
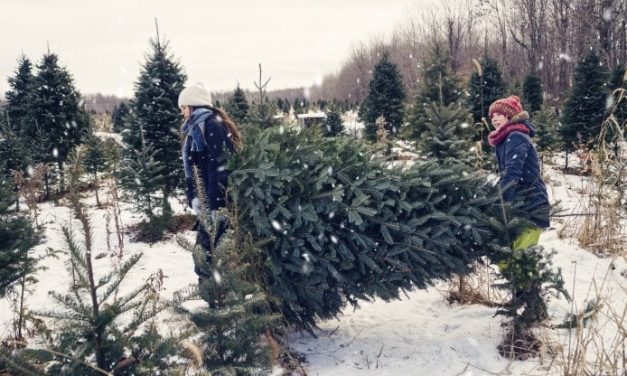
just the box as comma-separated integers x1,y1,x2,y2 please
182,108,234,210
494,120,550,228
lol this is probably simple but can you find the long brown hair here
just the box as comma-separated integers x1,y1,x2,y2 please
211,106,243,151
182,105,244,151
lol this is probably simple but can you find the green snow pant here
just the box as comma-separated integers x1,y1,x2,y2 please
512,227,542,250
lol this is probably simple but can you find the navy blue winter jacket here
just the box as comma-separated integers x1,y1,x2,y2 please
182,108,234,210
494,120,550,228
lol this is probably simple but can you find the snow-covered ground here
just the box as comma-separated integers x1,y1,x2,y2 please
289,160,627,376
1,157,625,375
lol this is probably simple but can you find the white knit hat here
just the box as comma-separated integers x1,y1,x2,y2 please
178,83,213,107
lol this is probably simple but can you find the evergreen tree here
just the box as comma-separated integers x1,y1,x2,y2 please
467,55,506,123
4,54,34,140
24,51,90,193
225,84,249,124
487,195,569,358
120,124,166,236
83,132,107,206
560,51,609,153
293,97,305,115
0,118,31,210
110,100,130,133
407,44,462,140
249,64,279,128
228,126,506,331
522,72,543,114
276,98,284,114
28,151,179,375
129,30,186,209
0,172,39,297
358,51,406,141
420,103,473,163
322,109,344,136
178,224,279,374
532,105,560,158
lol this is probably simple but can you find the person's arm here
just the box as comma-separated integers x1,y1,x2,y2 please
199,118,228,210
183,136,196,208
500,133,531,202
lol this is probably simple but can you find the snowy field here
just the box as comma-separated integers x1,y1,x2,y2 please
1,157,625,376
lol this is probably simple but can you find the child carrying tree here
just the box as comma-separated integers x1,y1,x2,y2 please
488,95,551,248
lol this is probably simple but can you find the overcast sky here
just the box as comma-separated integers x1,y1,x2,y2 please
0,0,424,98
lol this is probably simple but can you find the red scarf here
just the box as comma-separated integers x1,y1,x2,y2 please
488,123,530,147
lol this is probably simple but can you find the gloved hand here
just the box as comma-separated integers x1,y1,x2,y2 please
191,197,201,216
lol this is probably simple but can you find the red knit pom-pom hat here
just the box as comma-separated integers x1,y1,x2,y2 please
489,95,523,120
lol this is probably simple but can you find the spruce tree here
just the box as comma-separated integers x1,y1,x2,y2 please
560,51,609,153
24,51,89,193
322,109,344,136
467,55,506,123
128,30,186,210
420,102,473,163
276,98,284,114
0,118,31,211
292,97,304,115
83,132,107,206
120,124,166,239
358,51,406,141
177,225,279,374
533,105,560,158
225,84,249,124
407,44,462,141
0,172,39,297
110,100,130,133
29,150,179,375
249,64,279,128
228,126,504,330
522,72,543,114
4,54,34,140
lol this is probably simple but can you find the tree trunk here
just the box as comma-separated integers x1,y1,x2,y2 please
94,172,100,207
57,160,65,194
13,183,20,213
44,171,50,201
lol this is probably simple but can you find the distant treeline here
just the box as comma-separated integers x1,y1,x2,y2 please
308,0,627,107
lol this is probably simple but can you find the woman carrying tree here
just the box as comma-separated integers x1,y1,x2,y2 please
488,95,550,249
179,83,243,278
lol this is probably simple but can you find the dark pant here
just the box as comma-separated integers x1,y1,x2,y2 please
193,217,227,280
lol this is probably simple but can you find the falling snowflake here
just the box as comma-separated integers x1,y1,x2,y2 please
271,220,282,231
606,95,615,110
52,148,59,158
213,270,222,284
330,235,338,244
